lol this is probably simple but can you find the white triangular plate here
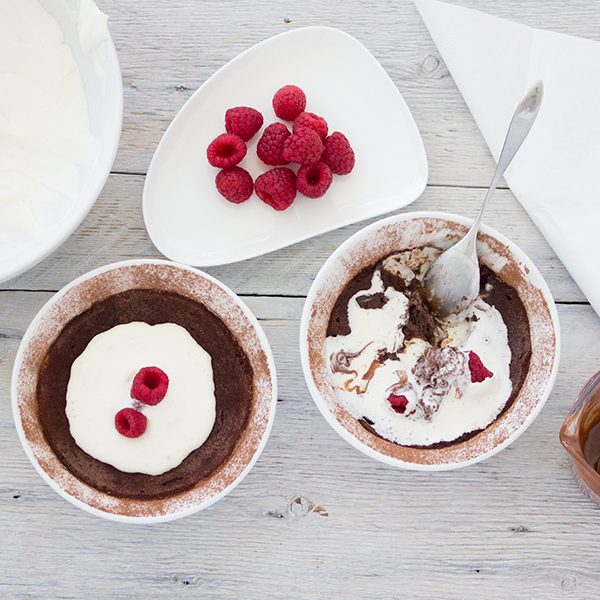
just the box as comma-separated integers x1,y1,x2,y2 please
143,26,427,266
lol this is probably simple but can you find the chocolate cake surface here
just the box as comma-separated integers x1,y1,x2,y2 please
36,288,254,501
326,251,532,448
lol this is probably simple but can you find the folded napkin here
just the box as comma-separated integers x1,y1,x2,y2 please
414,0,600,316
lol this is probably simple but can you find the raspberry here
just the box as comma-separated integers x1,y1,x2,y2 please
206,133,247,168
468,351,493,383
215,166,253,204
225,106,264,142
256,122,291,166
131,366,169,406
322,131,355,175
115,408,147,438
296,161,332,198
387,393,409,414
282,127,323,165
255,167,296,211
293,112,328,141
272,85,306,121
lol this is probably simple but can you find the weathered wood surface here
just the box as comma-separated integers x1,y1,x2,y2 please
1,0,600,598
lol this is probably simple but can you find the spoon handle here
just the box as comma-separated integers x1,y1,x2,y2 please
463,80,544,256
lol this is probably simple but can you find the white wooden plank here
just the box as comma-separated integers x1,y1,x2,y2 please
0,175,584,304
100,0,600,183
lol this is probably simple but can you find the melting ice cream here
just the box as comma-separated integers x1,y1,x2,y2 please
325,248,513,447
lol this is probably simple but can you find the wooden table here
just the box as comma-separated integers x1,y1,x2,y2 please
2,1,599,598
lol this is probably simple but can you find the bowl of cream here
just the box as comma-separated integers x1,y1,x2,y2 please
0,0,123,283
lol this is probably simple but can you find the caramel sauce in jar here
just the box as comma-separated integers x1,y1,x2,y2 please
560,371,600,504
583,419,600,473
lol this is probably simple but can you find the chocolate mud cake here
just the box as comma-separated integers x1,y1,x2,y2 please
36,288,253,501
325,248,532,448
301,214,558,469
13,261,275,520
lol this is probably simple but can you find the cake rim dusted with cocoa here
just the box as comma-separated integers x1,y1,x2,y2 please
300,212,560,470
11,260,277,522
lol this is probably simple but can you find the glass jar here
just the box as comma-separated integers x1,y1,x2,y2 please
560,371,600,505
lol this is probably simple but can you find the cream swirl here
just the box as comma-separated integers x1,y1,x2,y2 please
66,322,216,475
325,249,513,447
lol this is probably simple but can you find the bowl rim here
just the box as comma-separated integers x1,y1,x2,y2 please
299,211,561,471
11,259,277,522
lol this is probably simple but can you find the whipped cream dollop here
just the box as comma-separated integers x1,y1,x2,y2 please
325,249,513,447
78,0,110,56
66,322,216,475
0,0,100,261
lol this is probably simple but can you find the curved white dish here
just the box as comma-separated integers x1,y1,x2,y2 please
0,0,123,284
143,26,428,267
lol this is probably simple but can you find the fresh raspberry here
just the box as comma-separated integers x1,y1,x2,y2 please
131,366,169,406
296,161,332,198
255,167,296,211
468,351,493,383
115,408,147,438
387,393,409,414
272,85,306,121
293,112,328,141
282,127,323,165
256,122,291,166
215,167,253,204
206,133,247,168
322,131,355,175
225,106,264,142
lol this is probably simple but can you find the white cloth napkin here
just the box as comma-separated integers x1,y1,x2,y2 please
414,0,600,316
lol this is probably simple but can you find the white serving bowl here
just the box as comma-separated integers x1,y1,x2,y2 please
0,0,122,284
300,212,560,470
12,260,277,522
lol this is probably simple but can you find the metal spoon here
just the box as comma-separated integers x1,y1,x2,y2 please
423,80,544,315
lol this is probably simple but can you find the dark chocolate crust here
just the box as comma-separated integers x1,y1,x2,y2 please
327,252,532,448
36,289,253,501
479,264,531,417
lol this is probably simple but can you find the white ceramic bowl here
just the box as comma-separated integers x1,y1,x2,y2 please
300,212,560,470
12,260,277,522
0,0,123,284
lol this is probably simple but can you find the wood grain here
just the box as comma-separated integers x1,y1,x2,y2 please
1,0,599,598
